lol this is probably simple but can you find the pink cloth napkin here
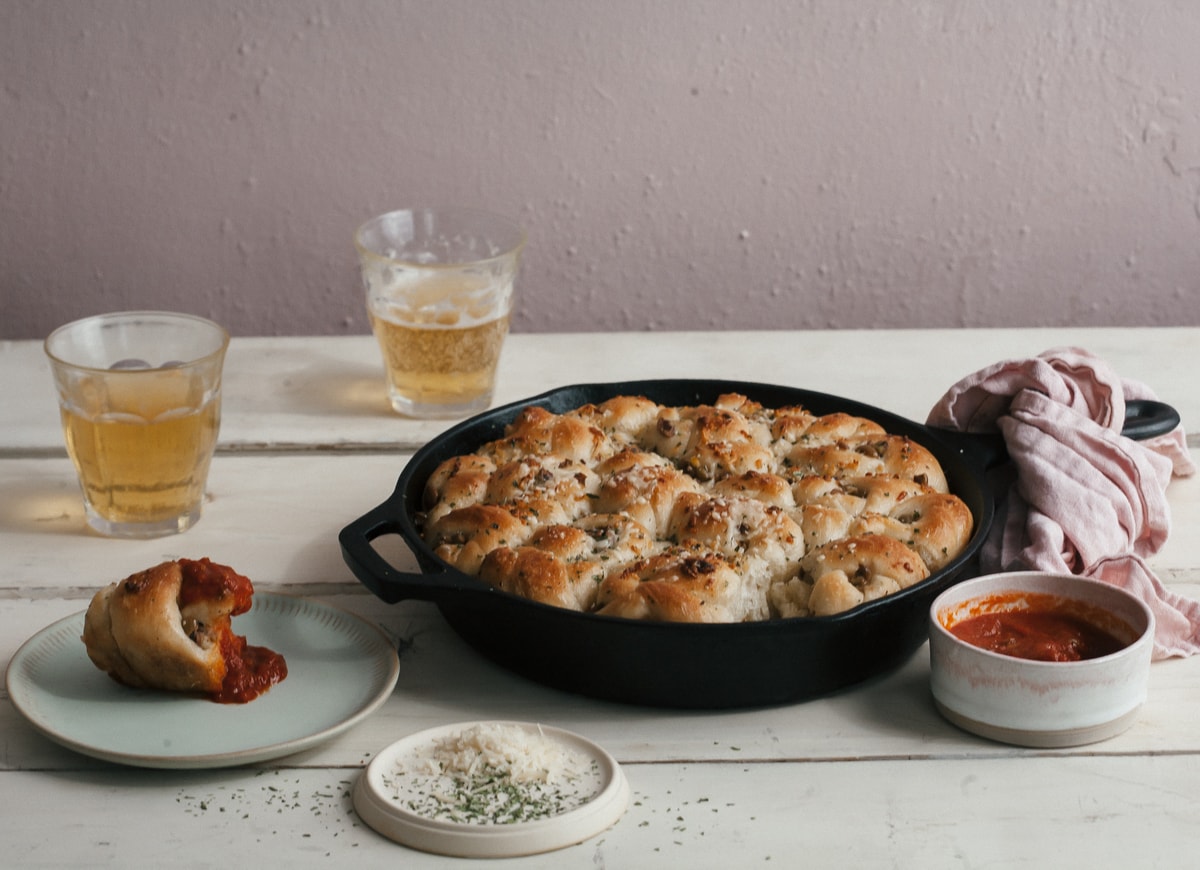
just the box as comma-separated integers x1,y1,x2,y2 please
927,346,1199,659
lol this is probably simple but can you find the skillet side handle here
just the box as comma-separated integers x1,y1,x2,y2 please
338,497,460,605
1123,400,1181,442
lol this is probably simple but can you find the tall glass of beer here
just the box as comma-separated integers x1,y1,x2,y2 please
44,311,229,538
354,208,525,418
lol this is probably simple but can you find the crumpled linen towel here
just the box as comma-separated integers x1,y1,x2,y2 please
927,346,1198,660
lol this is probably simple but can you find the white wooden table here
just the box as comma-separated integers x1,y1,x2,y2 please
3,329,1198,868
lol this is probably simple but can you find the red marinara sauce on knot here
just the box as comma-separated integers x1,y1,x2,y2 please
178,558,288,703
178,557,254,615
946,592,1131,663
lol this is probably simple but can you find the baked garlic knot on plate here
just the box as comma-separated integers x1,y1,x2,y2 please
81,558,287,703
420,395,974,623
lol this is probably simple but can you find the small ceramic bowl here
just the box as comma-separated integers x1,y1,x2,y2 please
928,571,1155,748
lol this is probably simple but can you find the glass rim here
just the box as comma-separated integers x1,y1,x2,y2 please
44,310,230,372
353,206,527,269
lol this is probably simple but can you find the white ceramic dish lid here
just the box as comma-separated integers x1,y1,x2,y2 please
354,720,630,858
5,593,400,768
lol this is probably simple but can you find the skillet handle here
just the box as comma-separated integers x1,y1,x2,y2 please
1122,399,1181,442
338,491,482,605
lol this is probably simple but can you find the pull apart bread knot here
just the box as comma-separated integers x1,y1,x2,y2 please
81,558,287,703
420,393,975,623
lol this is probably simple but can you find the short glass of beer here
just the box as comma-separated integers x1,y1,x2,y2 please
44,311,229,538
354,208,525,418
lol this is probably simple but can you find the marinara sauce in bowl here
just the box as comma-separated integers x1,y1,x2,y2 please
928,572,1154,748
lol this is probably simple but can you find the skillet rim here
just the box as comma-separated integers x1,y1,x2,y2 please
364,376,995,630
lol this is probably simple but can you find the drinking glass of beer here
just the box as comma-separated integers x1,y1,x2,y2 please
44,311,229,538
354,207,525,417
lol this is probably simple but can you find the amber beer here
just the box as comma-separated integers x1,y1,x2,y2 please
45,311,228,538
59,369,220,527
369,308,510,411
355,208,524,418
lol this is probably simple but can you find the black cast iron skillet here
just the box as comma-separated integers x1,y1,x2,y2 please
339,379,1180,709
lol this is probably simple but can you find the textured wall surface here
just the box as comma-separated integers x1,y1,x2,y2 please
3,0,1199,339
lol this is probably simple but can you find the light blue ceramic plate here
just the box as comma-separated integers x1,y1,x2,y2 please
6,593,400,768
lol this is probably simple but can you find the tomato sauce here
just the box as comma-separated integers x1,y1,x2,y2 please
948,594,1129,662
178,557,253,616
177,558,287,703
215,630,289,704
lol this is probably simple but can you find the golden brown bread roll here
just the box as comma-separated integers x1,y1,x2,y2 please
563,395,662,447
801,534,931,617
482,405,610,465
648,402,774,481
419,393,975,622
477,515,654,611
849,493,975,572
592,449,705,538
422,453,497,525
81,558,286,703
667,492,804,587
596,550,752,622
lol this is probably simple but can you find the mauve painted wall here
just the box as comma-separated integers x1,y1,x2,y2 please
3,0,1199,339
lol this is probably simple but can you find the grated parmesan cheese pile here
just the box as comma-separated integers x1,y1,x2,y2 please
416,723,584,784
389,723,601,825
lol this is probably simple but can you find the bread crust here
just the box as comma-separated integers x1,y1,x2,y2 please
81,558,261,695
419,394,974,621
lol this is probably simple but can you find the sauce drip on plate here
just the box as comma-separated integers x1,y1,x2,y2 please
215,631,288,704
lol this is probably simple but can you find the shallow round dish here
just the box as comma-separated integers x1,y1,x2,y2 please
928,571,1154,748
354,720,629,858
5,593,400,768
